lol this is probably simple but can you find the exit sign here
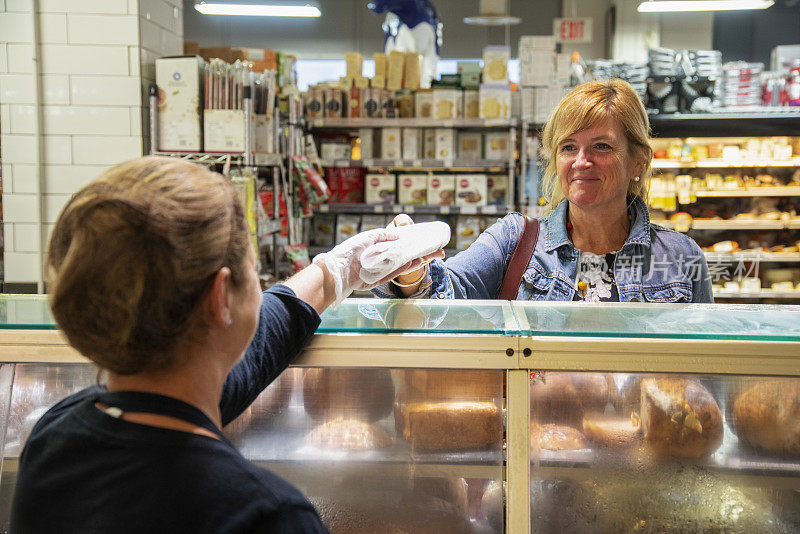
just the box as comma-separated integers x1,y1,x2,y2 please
553,18,593,44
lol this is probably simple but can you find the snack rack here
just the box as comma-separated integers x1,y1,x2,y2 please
0,296,799,531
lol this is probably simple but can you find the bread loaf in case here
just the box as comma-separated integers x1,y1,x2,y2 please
396,401,502,451
732,379,800,457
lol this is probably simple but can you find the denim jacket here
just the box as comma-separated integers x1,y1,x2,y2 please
373,197,714,303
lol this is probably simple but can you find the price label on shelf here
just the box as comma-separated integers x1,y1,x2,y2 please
461,205,478,215
374,205,385,213
412,159,422,168
440,206,450,215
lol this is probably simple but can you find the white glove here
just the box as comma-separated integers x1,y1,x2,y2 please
313,227,422,307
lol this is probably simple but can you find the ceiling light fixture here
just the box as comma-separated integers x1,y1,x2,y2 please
194,2,321,17
638,0,773,12
464,0,521,26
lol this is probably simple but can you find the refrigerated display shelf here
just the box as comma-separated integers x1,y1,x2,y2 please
320,158,508,171
652,159,800,170
658,219,795,231
308,118,519,129
704,252,800,263
316,203,508,215
694,187,800,197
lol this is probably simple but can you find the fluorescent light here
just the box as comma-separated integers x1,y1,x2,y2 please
638,0,773,12
195,2,321,17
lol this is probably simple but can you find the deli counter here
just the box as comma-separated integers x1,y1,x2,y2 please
0,296,798,533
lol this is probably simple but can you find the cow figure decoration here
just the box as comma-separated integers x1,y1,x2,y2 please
367,0,442,88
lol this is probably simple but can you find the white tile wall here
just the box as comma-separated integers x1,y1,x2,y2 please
140,0,176,32
39,0,127,14
41,74,70,104
43,135,72,164
7,44,34,73
9,104,35,134
1,164,12,193
72,135,142,165
40,44,129,75
5,0,32,12
0,43,8,72
43,105,131,135
0,12,33,42
129,45,140,76
127,0,138,16
67,14,139,45
130,106,142,136
0,73,35,103
69,75,140,106
0,134,35,163
42,164,103,193
13,224,40,252
2,193,38,222
3,226,15,254
4,252,41,283
0,0,6,12
43,194,69,223
11,163,37,194
0,104,10,130
39,13,67,43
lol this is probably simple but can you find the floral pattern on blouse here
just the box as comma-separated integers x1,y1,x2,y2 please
573,252,620,302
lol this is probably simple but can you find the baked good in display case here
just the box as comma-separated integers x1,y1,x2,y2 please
732,379,800,457
305,417,392,450
302,368,395,423
396,401,503,451
531,423,587,451
581,413,641,448
639,377,723,459
531,372,608,426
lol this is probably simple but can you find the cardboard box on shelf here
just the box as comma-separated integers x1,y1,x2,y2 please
463,90,480,118
381,89,397,118
311,213,336,246
403,52,422,90
355,77,370,89
520,49,555,87
487,174,507,206
402,128,422,160
398,174,428,205
374,53,387,77
348,87,363,118
397,90,415,118
456,215,481,249
204,109,245,152
254,113,274,153
415,90,434,118
435,128,455,160
484,132,510,160
433,88,459,120
362,88,382,117
423,129,437,159
483,45,510,85
387,50,405,91
365,173,396,204
427,174,455,206
327,167,365,203
305,87,325,119
479,85,511,120
320,142,351,161
381,127,402,159
346,52,364,79
199,46,246,64
456,174,488,207
155,56,204,152
371,75,386,89
360,214,387,232
458,132,483,160
359,128,375,159
183,41,199,55
458,61,482,89
519,35,556,51
335,214,361,244
324,88,345,118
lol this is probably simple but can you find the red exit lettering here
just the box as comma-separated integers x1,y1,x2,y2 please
560,20,585,41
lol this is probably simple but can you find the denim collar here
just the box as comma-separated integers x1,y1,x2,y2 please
542,196,652,253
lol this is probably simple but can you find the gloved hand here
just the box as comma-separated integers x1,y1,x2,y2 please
313,227,426,307
387,214,445,281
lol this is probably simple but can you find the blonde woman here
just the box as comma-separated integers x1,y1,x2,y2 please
378,79,712,303
10,156,430,533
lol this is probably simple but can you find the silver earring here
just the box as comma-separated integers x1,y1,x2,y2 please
634,176,640,182
225,318,233,327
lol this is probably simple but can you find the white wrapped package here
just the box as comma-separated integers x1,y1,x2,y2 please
358,221,450,284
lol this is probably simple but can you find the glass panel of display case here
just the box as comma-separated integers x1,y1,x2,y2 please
529,371,800,532
318,298,519,335
0,363,97,532
0,296,55,330
514,302,800,341
228,367,505,533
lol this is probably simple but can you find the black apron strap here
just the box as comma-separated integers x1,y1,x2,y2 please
94,390,230,444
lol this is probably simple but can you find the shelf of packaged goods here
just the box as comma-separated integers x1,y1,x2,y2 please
316,203,509,216
652,159,800,169
692,220,785,230
713,290,800,299
308,118,519,129
704,252,800,263
649,112,800,137
153,151,282,167
320,159,508,171
695,187,800,197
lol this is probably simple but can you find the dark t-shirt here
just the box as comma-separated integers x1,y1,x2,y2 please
10,285,329,534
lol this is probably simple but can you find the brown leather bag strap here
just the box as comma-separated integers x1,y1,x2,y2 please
498,216,540,300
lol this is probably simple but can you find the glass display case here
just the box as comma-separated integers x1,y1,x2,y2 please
0,295,798,532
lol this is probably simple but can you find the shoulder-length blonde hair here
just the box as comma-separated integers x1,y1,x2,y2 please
540,79,653,213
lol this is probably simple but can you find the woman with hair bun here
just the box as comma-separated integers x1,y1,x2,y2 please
378,79,713,303
10,156,436,533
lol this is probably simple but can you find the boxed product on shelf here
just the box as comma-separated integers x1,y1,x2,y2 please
519,35,556,51
360,214,387,232
362,88,382,117
463,90,480,118
326,166,365,203
374,52,387,79
520,49,555,87
254,114,274,153
455,88,465,118
311,213,336,246
458,132,483,160
483,45,510,85
155,56,204,152
415,90,433,118
381,127,402,159
304,87,324,119
456,174,488,207
403,52,422,90
320,142,351,161
433,88,459,119
423,129,437,158
480,85,511,119
435,128,456,160
402,128,423,160
387,50,405,90
359,128,375,159
381,89,397,118
324,87,346,118
485,132,510,160
348,87,363,118
365,173,396,204
397,174,428,205
396,90,415,118
346,52,363,79
335,214,361,244
204,109,245,152
458,62,482,89
427,174,456,205
487,175,507,206
456,215,482,249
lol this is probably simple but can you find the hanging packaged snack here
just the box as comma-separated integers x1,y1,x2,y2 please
292,155,330,205
285,243,311,273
